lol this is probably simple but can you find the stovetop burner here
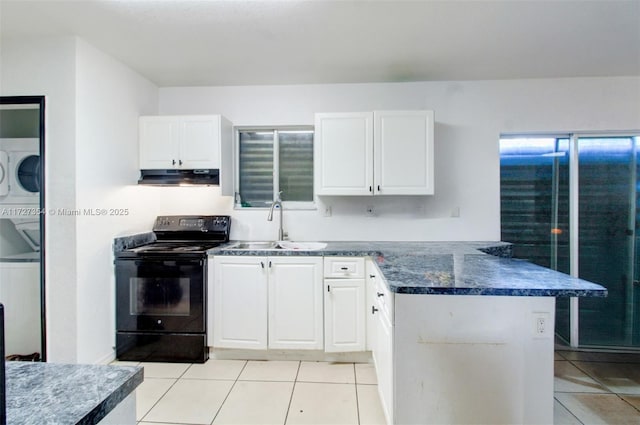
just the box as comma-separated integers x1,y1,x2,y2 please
116,215,231,259
129,242,220,254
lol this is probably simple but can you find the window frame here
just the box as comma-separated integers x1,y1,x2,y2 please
234,126,316,210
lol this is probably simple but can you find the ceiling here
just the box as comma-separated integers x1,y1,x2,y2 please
1,0,639,87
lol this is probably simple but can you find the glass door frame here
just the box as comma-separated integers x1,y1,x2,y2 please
0,96,46,360
569,132,640,348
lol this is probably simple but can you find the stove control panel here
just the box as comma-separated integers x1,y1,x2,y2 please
153,215,231,240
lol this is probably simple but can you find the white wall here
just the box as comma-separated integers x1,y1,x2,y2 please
74,38,158,363
1,35,79,362
159,77,640,241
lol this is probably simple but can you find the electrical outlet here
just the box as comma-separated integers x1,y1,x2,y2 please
366,206,375,216
532,312,551,338
323,206,332,217
451,206,460,218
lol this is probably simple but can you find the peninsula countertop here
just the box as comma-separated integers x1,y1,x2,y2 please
209,241,607,298
5,361,143,424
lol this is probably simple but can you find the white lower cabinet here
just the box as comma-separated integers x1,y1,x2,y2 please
370,267,394,425
365,260,379,351
375,303,394,424
269,257,324,350
324,278,365,352
212,256,268,349
211,256,323,350
323,257,366,353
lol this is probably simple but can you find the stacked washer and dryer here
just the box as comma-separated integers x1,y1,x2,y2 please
0,137,41,357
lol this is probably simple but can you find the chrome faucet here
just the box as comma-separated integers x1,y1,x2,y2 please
267,191,285,241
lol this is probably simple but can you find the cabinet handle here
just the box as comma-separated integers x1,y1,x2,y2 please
340,267,348,271
369,186,372,192
369,274,376,279
372,306,379,314
377,292,384,297
327,285,330,293
260,261,265,269
377,185,381,192
179,159,183,166
172,159,176,165
269,261,272,268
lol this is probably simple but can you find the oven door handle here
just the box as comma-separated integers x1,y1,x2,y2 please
131,259,204,267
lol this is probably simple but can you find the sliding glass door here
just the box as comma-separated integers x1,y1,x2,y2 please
500,134,640,349
577,136,638,346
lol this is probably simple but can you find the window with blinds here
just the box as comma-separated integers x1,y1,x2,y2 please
237,129,314,208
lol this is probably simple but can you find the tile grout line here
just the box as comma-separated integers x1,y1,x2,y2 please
558,357,640,422
283,360,302,425
554,395,585,425
569,359,616,394
207,360,250,425
614,393,640,415
138,362,192,423
354,363,362,425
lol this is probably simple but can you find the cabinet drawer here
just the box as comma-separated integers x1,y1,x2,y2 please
324,257,365,278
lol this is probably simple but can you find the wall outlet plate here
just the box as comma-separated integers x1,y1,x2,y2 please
532,312,551,339
323,206,332,217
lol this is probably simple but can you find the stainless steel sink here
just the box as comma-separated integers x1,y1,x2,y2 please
222,241,327,251
223,241,279,250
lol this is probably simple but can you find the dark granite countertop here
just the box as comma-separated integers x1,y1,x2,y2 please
209,241,607,298
5,362,143,425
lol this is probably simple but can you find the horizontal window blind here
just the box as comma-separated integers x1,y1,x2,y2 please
238,131,274,207
238,129,314,207
279,132,313,202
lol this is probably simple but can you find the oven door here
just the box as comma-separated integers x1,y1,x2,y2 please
116,258,205,333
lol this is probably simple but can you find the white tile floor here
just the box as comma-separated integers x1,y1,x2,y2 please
117,350,640,425
121,360,386,425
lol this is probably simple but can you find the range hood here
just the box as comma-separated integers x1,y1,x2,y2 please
138,169,220,186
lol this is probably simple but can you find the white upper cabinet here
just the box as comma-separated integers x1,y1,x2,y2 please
374,111,434,195
139,117,180,169
314,110,434,196
315,112,374,196
139,115,231,171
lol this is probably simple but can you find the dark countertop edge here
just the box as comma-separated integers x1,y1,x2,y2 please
77,366,144,425
210,249,383,257
391,286,608,297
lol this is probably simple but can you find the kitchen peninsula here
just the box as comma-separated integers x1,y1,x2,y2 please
210,241,606,424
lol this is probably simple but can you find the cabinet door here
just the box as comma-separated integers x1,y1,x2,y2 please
212,256,268,349
376,306,394,424
324,278,366,352
139,116,180,169
365,260,378,351
374,110,434,195
268,257,323,350
179,115,220,169
315,112,374,196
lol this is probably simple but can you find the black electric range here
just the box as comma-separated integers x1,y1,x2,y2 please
115,215,230,363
